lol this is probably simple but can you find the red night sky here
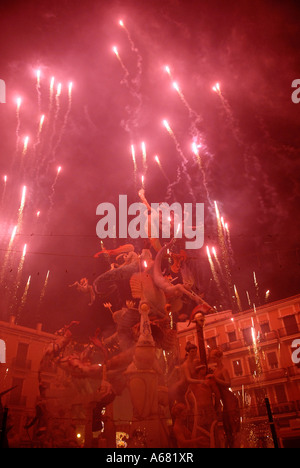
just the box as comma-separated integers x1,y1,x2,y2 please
0,0,299,339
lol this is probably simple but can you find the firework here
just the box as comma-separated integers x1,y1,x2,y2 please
212,82,221,95
154,155,170,182
22,136,29,156
141,141,147,172
17,275,31,318
0,225,17,283
1,175,7,206
16,185,27,233
191,142,212,205
130,144,137,180
36,69,41,112
234,284,242,311
206,246,222,293
112,46,130,86
49,76,55,112
38,270,50,308
15,97,22,151
253,271,260,304
9,244,28,317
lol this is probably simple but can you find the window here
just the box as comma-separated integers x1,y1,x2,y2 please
206,336,217,349
233,359,243,376
228,330,237,343
260,322,271,334
274,384,287,404
267,351,278,369
283,315,298,336
248,356,258,375
242,327,253,346
15,342,29,368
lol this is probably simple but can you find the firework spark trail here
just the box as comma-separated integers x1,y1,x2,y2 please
43,82,62,173
191,142,213,206
17,275,31,320
154,155,170,183
0,225,17,284
162,119,196,202
119,19,143,89
9,243,27,316
47,82,73,171
113,46,130,88
48,77,55,113
36,69,41,114
172,81,203,140
33,114,45,157
141,141,147,173
130,144,137,184
213,82,280,222
206,246,224,296
246,290,252,308
1,175,7,207
16,185,27,235
15,97,22,152
37,270,50,317
118,19,143,109
214,200,233,301
44,166,62,232
234,284,242,311
253,271,260,304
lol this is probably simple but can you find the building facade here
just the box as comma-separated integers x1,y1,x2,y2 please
177,294,300,447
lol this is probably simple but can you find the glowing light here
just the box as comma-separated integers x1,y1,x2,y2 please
22,244,27,258
36,211,41,218
165,65,171,76
162,119,172,135
50,76,55,92
38,270,50,307
172,81,180,93
141,141,147,171
0,225,18,283
22,136,29,155
214,201,221,220
57,166,62,175
119,19,124,27
130,144,137,174
234,284,242,311
36,69,41,85
68,82,73,98
141,174,145,188
212,82,221,94
3,175,7,184
265,290,270,301
39,114,45,132
112,46,119,56
56,83,62,97
16,97,22,111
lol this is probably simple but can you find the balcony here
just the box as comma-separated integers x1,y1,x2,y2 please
278,326,299,339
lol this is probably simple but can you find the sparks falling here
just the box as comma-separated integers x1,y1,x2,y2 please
0,225,17,283
18,275,32,317
38,270,50,308
141,141,147,172
154,155,170,182
130,144,137,176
